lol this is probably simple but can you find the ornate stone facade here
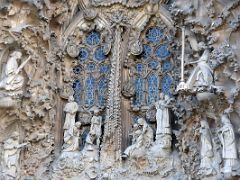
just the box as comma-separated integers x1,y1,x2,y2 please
0,0,240,179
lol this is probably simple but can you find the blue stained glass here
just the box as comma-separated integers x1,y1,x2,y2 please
163,61,172,72
78,48,89,61
146,27,163,43
73,80,81,104
86,31,101,46
94,46,106,62
162,75,173,96
87,63,95,72
85,76,95,106
73,66,81,74
98,77,107,106
148,60,159,70
147,74,159,105
142,44,152,58
134,77,144,106
136,63,144,73
100,64,109,73
155,45,170,59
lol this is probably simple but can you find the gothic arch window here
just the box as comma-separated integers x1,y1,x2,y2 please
131,25,175,108
72,30,110,108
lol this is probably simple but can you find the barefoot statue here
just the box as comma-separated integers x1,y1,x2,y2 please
218,109,238,174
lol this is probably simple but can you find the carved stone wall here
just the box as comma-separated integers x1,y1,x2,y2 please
0,0,240,179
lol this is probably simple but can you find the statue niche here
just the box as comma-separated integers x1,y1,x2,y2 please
0,51,24,108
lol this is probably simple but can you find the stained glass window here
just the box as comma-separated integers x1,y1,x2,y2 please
142,44,152,59
87,63,95,72
98,77,107,106
136,63,144,73
94,46,106,62
73,80,81,104
73,30,110,108
85,75,95,106
162,74,173,96
147,74,159,105
86,31,101,46
134,77,144,106
78,48,89,62
100,64,109,74
146,27,163,43
155,44,170,59
132,25,174,107
162,61,172,72
148,60,159,70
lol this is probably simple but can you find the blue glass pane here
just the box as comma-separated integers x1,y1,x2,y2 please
78,48,89,61
94,46,106,62
155,45,170,59
87,63,95,72
146,27,163,43
162,75,173,96
86,31,101,46
73,80,81,104
163,61,172,72
147,74,159,105
134,77,144,106
148,60,159,70
98,77,107,106
142,44,152,59
85,76,95,106
136,63,144,73
73,66,81,74
100,64,109,74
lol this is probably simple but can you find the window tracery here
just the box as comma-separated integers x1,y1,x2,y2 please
131,25,175,108
72,30,110,108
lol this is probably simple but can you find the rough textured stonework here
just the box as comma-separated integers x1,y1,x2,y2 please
0,0,240,179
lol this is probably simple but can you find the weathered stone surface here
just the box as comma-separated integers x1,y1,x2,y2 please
0,0,240,179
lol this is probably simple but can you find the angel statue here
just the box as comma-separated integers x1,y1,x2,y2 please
185,49,214,92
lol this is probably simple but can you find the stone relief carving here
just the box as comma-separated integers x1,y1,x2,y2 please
199,119,216,176
1,131,27,179
219,108,238,174
185,49,214,92
63,96,79,151
0,51,26,108
0,0,240,179
123,118,153,158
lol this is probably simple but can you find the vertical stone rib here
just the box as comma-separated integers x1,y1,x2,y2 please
103,27,122,162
